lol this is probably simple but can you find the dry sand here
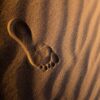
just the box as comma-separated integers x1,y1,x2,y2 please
0,0,100,100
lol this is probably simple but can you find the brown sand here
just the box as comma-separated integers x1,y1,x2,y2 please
0,0,100,100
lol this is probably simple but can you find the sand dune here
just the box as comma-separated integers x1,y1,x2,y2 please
0,0,100,100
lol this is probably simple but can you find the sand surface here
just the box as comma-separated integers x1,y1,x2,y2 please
0,0,100,100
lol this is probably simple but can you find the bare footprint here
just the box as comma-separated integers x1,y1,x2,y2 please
7,18,59,72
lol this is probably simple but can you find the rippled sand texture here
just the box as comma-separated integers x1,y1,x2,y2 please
0,0,100,100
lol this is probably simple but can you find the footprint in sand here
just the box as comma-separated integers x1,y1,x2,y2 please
7,18,59,72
